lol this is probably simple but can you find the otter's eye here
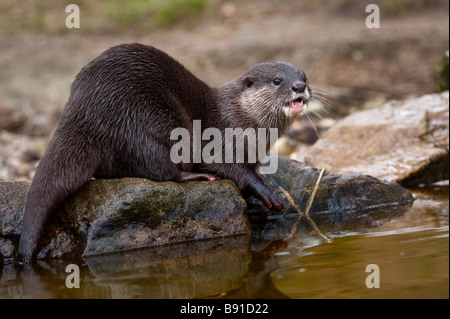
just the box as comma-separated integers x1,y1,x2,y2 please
273,78,282,86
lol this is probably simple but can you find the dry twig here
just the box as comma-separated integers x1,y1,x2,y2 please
280,168,331,242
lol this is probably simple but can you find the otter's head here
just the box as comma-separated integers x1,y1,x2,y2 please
237,61,311,128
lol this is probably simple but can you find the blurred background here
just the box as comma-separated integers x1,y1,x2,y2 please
0,0,448,181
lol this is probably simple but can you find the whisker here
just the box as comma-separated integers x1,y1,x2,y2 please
311,92,333,105
305,112,320,138
310,89,336,113
308,65,319,83
309,86,334,100
309,85,331,94
312,92,333,101
312,99,332,112
311,110,325,121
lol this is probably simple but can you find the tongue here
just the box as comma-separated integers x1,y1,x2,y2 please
291,100,303,111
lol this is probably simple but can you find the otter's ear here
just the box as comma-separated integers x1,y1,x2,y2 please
241,75,255,88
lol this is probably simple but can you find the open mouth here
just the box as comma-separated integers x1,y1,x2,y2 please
283,97,308,117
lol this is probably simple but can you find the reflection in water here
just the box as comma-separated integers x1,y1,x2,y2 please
0,184,448,299
1,236,252,298
82,236,251,299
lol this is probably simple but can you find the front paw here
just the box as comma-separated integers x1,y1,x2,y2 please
263,187,284,211
248,182,284,211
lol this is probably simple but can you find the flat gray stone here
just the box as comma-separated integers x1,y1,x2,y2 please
303,91,449,186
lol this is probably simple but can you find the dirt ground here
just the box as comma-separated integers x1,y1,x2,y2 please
0,0,448,181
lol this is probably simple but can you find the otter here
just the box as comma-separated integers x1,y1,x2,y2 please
18,43,312,262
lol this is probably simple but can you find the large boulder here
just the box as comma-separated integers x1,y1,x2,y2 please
0,179,249,259
304,91,449,186
0,157,414,260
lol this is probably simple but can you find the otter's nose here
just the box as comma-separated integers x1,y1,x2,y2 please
292,82,307,93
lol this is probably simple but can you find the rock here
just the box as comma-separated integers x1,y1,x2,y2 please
0,179,249,259
303,91,449,186
0,181,29,237
249,156,414,238
0,237,15,258
1,156,414,260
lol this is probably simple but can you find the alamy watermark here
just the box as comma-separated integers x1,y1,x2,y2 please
365,264,380,288
366,4,380,29
66,4,80,29
65,264,80,288
170,120,279,174
66,3,381,30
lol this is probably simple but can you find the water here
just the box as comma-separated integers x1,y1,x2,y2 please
270,228,448,298
0,183,448,299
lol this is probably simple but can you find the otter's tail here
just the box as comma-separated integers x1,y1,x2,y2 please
17,141,97,262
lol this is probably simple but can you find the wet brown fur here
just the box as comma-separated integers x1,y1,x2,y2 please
18,43,309,262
